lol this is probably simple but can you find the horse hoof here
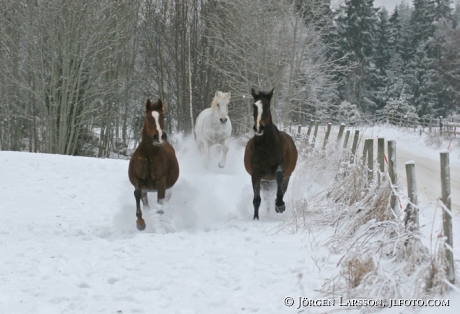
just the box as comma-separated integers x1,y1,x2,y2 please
156,209,164,214
218,162,225,168
275,204,285,213
137,219,146,231
253,215,259,220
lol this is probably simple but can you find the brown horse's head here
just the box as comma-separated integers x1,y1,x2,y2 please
251,88,274,136
142,98,167,145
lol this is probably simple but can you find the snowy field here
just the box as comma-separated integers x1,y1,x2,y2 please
0,125,459,314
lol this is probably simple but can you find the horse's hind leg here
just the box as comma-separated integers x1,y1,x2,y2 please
165,189,172,201
275,167,286,213
141,191,149,209
134,188,146,231
261,180,275,212
252,175,262,220
205,142,211,164
218,141,229,168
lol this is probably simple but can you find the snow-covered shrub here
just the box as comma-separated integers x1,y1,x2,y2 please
378,87,419,127
336,101,362,126
341,254,376,288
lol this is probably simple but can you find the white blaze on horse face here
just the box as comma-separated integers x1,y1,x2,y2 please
255,100,263,134
151,111,163,143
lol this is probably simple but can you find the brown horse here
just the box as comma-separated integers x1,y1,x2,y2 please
244,88,298,220
128,98,179,230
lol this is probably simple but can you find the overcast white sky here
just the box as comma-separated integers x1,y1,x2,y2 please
332,0,406,13
373,0,403,12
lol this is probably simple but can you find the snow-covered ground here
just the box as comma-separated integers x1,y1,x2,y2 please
0,125,459,314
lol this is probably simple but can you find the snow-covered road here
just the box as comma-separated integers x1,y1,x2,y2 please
365,126,460,214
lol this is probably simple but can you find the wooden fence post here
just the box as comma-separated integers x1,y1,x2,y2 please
350,130,360,163
306,120,313,147
388,141,398,213
343,130,350,149
311,120,319,149
297,125,302,134
440,152,454,284
378,138,385,183
366,139,374,183
440,116,443,136
362,139,369,165
323,123,332,150
405,162,419,231
336,124,345,146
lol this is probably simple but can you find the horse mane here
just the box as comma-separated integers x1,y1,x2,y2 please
210,91,230,109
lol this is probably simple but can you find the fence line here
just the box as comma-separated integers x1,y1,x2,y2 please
287,122,455,291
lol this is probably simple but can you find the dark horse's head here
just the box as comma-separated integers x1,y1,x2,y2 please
251,87,274,136
142,98,167,145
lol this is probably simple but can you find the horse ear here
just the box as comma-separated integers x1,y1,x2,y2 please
158,98,165,111
215,91,221,98
251,88,258,99
267,88,274,99
145,99,152,111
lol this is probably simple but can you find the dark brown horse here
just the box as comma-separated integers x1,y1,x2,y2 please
128,99,179,230
244,88,298,220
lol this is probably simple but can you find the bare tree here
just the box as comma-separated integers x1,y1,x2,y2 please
0,0,143,156
202,0,335,133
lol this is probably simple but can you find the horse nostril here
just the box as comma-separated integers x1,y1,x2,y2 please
220,118,227,123
161,132,167,140
253,124,264,134
153,134,159,141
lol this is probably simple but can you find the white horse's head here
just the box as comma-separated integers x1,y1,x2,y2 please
211,91,231,124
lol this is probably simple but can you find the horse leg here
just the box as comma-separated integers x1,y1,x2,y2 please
282,176,291,195
202,141,211,164
275,167,286,213
252,175,262,220
141,191,149,209
134,188,146,231
206,143,211,164
218,141,229,168
198,140,205,155
165,189,172,201
261,180,274,212
156,180,166,214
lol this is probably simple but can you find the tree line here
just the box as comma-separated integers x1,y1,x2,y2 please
1,0,459,157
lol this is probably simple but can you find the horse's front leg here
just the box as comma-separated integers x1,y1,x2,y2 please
275,166,286,213
218,141,229,168
252,175,262,220
156,179,166,214
134,188,146,231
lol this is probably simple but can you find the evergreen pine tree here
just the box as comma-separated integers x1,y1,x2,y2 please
371,8,392,109
408,43,438,116
410,0,436,55
333,0,378,112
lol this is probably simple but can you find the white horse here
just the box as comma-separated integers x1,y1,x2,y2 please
195,91,232,168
